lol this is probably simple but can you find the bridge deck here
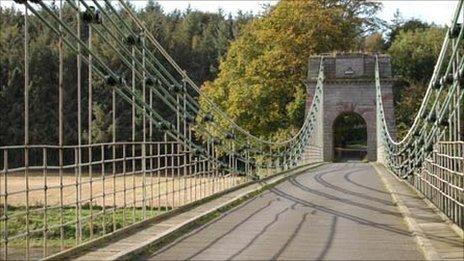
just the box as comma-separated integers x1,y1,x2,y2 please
145,163,435,260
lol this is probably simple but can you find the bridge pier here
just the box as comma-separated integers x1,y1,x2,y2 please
306,53,396,162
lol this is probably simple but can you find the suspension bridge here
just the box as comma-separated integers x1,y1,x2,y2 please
0,0,463,260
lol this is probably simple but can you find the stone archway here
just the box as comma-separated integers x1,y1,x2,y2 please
332,112,368,162
325,105,377,162
305,53,396,162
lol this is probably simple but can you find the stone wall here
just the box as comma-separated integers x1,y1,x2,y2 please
306,53,395,162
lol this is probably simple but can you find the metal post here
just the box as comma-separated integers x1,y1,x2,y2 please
175,87,180,207
88,24,94,239
101,144,106,234
58,0,64,201
142,32,147,218
3,151,8,260
182,77,188,205
207,140,211,196
76,0,83,244
211,141,217,194
188,128,193,203
157,142,161,211
149,78,154,215
231,137,236,187
23,7,30,259
112,87,116,231
123,144,127,226
171,142,175,208
164,133,168,210
131,46,136,224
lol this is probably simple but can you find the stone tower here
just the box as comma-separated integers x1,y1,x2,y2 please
306,53,396,162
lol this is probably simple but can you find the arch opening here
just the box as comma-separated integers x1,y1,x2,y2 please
332,112,367,162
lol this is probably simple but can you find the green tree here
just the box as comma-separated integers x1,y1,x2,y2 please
387,26,445,137
0,8,24,146
388,27,445,83
1,3,251,147
385,10,430,48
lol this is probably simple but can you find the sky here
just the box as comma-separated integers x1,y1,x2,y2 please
0,1,458,26
151,1,457,26
378,1,457,26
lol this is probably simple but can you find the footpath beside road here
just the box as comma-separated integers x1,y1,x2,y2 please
373,163,463,261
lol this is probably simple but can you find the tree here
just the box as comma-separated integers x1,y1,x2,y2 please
200,0,381,140
388,27,445,83
393,82,428,138
385,10,430,48
388,26,445,138
0,8,24,146
363,32,386,52
0,3,252,146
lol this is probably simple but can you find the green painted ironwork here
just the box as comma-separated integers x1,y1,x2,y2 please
375,0,463,229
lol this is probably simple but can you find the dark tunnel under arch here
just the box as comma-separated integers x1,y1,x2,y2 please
332,112,367,162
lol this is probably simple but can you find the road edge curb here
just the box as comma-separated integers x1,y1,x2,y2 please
371,163,441,261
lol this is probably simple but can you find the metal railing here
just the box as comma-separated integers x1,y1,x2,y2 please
418,142,463,227
0,141,249,259
376,0,463,229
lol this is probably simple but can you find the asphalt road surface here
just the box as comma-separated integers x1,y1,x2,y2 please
146,163,424,260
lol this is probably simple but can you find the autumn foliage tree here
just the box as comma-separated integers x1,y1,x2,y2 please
200,0,381,141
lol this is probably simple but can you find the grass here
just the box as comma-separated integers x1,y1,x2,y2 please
1,205,168,248
0,174,246,258
0,174,244,249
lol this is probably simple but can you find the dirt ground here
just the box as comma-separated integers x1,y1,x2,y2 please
1,171,246,208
